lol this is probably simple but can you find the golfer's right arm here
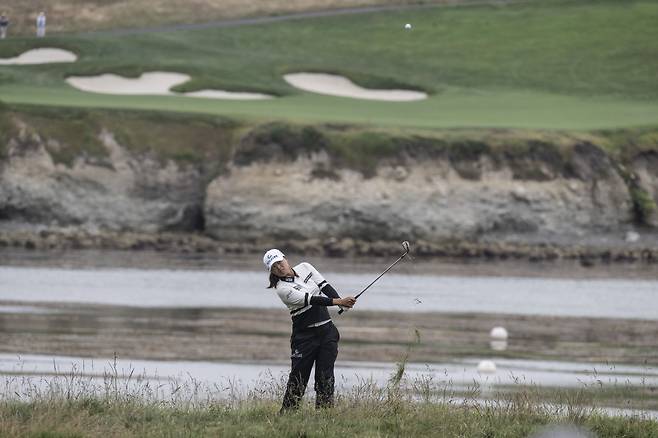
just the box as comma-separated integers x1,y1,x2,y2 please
334,297,356,308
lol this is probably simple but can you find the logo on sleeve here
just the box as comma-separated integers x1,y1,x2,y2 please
291,349,303,358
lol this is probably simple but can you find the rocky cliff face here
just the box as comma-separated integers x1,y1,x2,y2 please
1,113,656,251
0,122,204,233
204,142,638,245
632,151,658,228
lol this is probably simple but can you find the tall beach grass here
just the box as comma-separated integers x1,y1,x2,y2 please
1,354,657,437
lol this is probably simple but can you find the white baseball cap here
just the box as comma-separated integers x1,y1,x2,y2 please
263,248,285,271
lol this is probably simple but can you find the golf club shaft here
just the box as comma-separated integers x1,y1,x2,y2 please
355,253,407,299
338,244,409,315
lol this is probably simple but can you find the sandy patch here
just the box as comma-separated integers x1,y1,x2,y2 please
67,71,275,99
284,72,427,101
0,48,78,65
66,72,189,95
184,90,273,100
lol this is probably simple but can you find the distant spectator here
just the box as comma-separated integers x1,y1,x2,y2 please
0,13,9,39
36,11,46,37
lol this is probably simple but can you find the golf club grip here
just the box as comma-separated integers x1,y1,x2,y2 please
338,289,364,314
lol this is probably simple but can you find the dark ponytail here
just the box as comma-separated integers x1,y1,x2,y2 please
267,268,298,288
268,273,280,289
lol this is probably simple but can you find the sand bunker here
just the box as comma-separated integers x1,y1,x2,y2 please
184,90,272,100
0,48,77,65
66,71,273,100
284,73,427,101
67,72,189,95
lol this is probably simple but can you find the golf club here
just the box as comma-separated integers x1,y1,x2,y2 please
338,240,410,314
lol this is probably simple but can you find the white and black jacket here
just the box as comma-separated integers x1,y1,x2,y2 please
274,262,341,331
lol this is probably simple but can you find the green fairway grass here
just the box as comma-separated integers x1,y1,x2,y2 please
2,84,658,130
0,0,657,129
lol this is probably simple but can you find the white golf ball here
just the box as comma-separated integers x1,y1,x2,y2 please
404,23,412,30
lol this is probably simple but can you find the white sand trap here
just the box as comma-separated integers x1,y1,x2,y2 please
184,90,272,100
67,71,274,100
284,72,427,101
0,48,77,65
66,72,189,95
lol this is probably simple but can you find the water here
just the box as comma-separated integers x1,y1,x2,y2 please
2,353,656,395
0,257,656,319
1,249,657,407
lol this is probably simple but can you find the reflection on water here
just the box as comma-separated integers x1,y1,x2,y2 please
0,305,57,314
490,340,508,351
1,263,656,318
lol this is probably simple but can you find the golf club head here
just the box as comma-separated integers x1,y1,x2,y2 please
402,240,410,253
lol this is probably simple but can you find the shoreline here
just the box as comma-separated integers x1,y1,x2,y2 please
1,229,657,265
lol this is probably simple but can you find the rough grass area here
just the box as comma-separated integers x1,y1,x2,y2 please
2,399,657,438
234,120,658,183
0,102,16,159
2,105,238,168
0,1,657,129
496,385,658,413
3,103,658,181
1,364,657,438
598,127,658,159
0,0,436,35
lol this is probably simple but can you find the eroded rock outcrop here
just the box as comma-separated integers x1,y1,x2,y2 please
0,123,203,233
204,141,636,245
1,112,656,254
631,151,658,227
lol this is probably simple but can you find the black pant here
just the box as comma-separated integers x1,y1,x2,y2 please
281,322,340,410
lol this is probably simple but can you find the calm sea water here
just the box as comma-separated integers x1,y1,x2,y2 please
0,250,656,319
1,249,657,410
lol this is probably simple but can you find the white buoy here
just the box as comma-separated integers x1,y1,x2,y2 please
490,327,508,340
477,360,497,373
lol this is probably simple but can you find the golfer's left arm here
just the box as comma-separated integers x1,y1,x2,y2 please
302,262,341,299
303,262,352,312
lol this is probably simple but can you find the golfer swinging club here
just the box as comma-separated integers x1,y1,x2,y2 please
263,249,356,411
